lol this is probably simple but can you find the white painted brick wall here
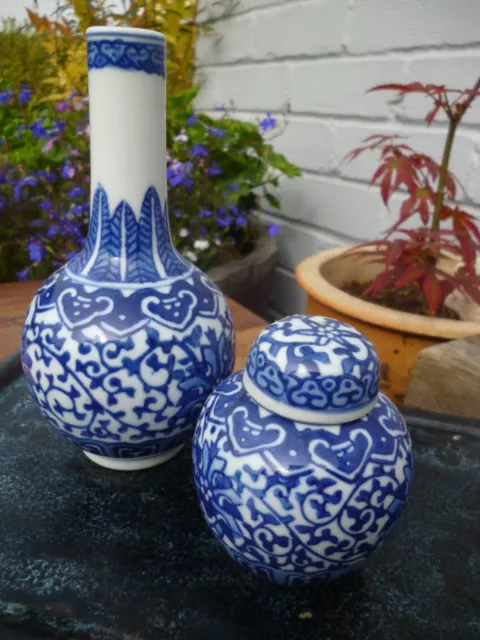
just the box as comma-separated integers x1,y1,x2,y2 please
196,0,480,316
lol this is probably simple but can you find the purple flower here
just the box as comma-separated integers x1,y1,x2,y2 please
30,219,43,228
55,102,70,112
30,119,48,139
27,238,45,263
198,208,212,218
68,187,87,198
229,204,239,215
49,120,66,135
71,205,83,215
0,88,13,105
46,224,59,238
236,215,248,226
168,172,184,188
208,127,226,138
74,98,88,111
16,267,31,281
42,136,60,153
18,84,32,106
186,113,198,126
206,162,222,177
216,208,233,228
36,169,56,183
190,143,208,158
268,223,280,237
260,113,277,131
175,130,188,142
14,176,38,201
66,251,77,259
217,216,233,228
62,163,75,179
228,183,239,191
167,160,193,188
40,198,52,210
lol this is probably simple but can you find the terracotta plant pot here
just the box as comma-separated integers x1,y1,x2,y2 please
296,247,480,405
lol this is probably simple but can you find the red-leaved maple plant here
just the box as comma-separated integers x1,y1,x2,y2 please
345,80,480,316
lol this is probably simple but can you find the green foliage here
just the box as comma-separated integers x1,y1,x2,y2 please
27,0,202,96
0,90,90,282
167,94,300,267
0,19,58,99
0,83,300,282
0,2,300,282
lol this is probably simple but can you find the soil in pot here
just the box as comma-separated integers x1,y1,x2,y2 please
343,280,460,320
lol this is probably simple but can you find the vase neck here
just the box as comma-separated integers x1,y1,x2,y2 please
68,27,189,287
87,26,167,215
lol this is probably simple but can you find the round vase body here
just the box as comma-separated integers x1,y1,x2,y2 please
21,27,235,470
193,316,412,585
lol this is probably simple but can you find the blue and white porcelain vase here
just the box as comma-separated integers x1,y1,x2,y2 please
21,27,235,471
193,315,412,585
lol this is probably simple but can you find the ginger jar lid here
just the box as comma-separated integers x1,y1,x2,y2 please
243,315,380,424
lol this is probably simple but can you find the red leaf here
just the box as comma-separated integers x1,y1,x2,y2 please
343,147,368,164
380,172,391,206
416,155,441,181
364,270,395,296
370,163,387,186
368,82,433,94
394,264,426,289
398,194,416,224
426,103,441,125
445,171,457,198
422,272,444,315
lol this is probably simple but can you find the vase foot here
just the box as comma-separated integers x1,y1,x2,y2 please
83,444,184,471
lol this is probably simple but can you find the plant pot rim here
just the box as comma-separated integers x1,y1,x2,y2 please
296,247,480,340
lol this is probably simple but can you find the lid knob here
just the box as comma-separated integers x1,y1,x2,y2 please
244,315,380,424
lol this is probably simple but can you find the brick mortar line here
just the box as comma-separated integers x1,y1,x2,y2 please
196,0,319,25
200,108,480,132
260,210,356,245
196,44,480,70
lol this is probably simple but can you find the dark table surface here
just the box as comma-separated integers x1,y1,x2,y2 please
1,354,480,640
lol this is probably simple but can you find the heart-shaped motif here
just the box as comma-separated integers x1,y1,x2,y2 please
126,44,149,67
142,289,197,332
100,41,126,64
309,428,373,481
57,288,114,330
227,407,286,456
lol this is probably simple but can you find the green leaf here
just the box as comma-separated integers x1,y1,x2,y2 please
266,149,301,177
264,192,280,209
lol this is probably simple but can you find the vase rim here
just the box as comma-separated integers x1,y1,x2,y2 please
86,26,165,41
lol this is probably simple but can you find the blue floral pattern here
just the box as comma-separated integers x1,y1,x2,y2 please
21,186,235,461
87,37,165,77
246,316,380,418
193,370,412,585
